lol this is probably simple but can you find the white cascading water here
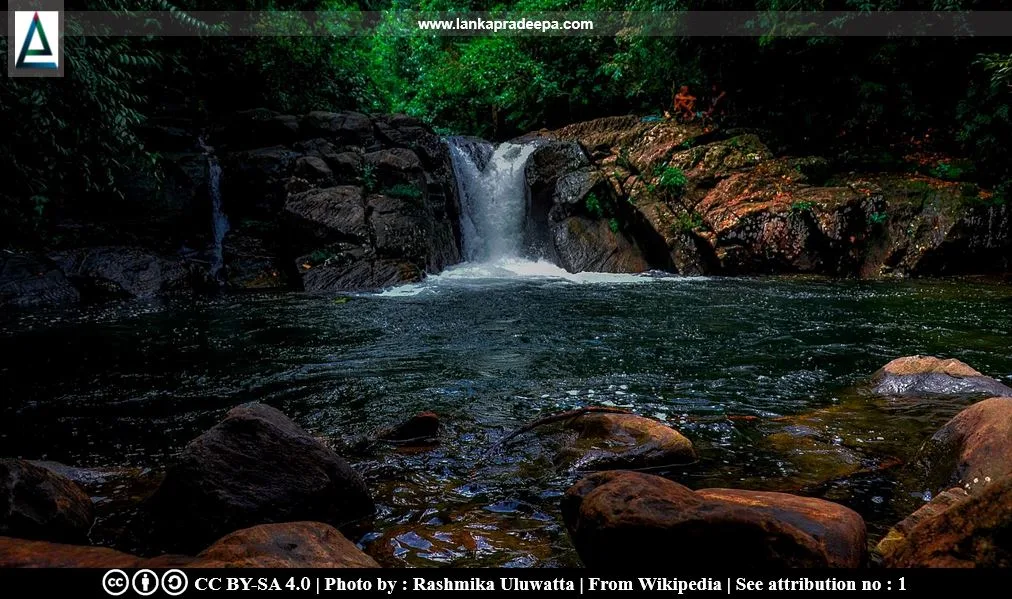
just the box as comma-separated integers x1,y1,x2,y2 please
199,137,229,283
376,137,658,297
447,138,537,262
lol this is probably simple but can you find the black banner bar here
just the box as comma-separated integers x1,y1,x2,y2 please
0,568,1009,598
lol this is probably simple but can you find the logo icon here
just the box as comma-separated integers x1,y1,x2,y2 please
131,569,160,596
101,569,130,596
8,6,63,78
161,569,189,596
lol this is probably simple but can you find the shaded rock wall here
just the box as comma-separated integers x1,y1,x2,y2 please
217,110,463,292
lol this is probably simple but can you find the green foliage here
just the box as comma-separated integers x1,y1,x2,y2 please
616,148,634,172
608,218,620,234
585,192,603,218
673,211,704,233
308,248,338,265
868,211,889,226
791,200,814,213
385,183,423,200
657,166,688,192
930,161,970,181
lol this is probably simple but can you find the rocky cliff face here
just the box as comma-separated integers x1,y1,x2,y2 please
537,116,1011,278
0,110,464,308
217,110,462,292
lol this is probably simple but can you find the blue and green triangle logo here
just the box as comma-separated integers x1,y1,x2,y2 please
16,12,58,70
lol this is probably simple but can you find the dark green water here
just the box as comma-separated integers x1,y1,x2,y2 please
1,271,1010,566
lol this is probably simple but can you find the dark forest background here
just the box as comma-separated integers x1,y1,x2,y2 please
2,0,1012,248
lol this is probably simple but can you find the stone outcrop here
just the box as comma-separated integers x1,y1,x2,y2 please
0,253,80,308
0,459,94,544
222,110,462,293
50,246,195,299
544,116,1011,277
878,475,1012,567
141,403,374,553
0,522,377,568
562,470,866,568
195,521,379,568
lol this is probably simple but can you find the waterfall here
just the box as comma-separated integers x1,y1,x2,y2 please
446,137,538,263
199,137,228,283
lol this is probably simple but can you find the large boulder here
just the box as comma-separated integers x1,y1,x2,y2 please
300,111,374,146
0,536,192,568
299,255,420,293
916,397,1012,495
0,522,377,568
562,471,866,568
283,186,370,248
219,109,300,149
555,413,695,471
50,247,193,299
141,403,374,553
0,253,80,308
872,356,1012,396
0,459,94,544
878,475,1012,567
223,145,299,218
195,522,379,568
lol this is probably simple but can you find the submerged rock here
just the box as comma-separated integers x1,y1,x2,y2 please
562,471,866,568
878,475,1012,567
377,412,440,444
871,355,1012,396
141,403,374,553
0,459,95,544
196,521,379,568
556,412,695,470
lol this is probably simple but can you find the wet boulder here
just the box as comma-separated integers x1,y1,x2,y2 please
49,246,193,299
219,109,300,150
916,397,1012,495
300,111,374,146
0,536,193,568
0,459,95,544
551,216,650,274
283,186,370,248
562,471,866,569
377,412,440,444
141,403,374,553
871,356,1012,396
299,254,420,293
878,475,1012,567
195,522,379,568
0,253,80,308
293,155,337,187
555,413,695,470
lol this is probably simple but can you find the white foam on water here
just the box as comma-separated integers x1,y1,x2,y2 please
373,259,680,298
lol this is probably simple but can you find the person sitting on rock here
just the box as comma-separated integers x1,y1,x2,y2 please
673,85,697,122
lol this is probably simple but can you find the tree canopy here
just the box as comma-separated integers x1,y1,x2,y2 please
2,0,1011,245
